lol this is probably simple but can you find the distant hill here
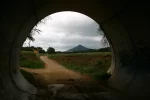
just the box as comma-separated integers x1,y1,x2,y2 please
66,45,91,52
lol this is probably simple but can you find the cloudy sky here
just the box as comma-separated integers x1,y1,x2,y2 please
23,11,104,51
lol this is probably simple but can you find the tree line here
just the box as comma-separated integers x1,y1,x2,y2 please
21,46,111,54
21,46,55,54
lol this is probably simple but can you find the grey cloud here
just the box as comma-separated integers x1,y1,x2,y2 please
24,11,105,51
38,12,101,37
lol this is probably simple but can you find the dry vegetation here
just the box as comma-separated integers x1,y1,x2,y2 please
48,52,112,80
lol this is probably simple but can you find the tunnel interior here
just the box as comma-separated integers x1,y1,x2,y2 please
0,0,150,100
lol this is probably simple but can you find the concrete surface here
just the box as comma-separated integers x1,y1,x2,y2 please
0,0,150,100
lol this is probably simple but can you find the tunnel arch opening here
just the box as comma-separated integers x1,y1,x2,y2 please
19,11,114,94
12,10,114,94
0,1,150,100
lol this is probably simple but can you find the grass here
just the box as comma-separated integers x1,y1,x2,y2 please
48,52,112,80
20,69,35,84
20,51,44,69
20,51,44,85
20,51,111,83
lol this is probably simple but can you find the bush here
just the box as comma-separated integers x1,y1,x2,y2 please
21,47,33,51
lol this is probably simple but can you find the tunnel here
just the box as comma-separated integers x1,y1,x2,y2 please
0,0,150,100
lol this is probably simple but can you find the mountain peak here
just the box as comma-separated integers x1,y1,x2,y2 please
66,45,90,52
77,44,83,47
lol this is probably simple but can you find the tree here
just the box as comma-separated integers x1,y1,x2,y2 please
97,26,109,47
39,49,45,53
47,47,55,54
26,25,42,47
101,35,109,47
37,47,43,51
37,47,45,53
26,16,51,47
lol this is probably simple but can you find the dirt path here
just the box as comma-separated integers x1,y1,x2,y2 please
21,56,94,85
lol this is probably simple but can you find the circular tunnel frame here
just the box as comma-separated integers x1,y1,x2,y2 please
9,9,115,95
1,1,150,99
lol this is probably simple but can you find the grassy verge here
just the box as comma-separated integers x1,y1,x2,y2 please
20,51,44,69
48,52,111,80
20,69,35,84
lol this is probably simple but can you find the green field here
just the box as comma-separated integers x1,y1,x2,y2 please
20,51,44,69
20,51,112,81
20,51,45,84
48,52,112,80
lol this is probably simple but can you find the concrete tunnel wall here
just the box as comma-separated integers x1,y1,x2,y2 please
0,0,150,99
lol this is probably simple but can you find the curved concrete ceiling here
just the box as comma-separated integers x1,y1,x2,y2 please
0,0,150,100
